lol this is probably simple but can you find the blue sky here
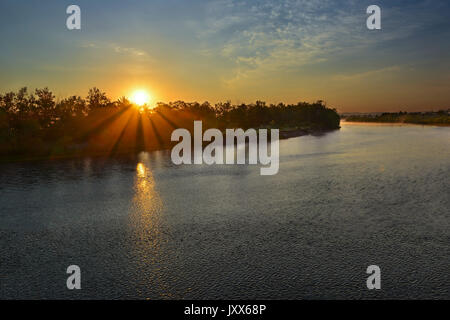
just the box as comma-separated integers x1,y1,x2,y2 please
0,0,449,111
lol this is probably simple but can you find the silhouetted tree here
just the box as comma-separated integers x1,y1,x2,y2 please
0,87,344,159
87,87,110,109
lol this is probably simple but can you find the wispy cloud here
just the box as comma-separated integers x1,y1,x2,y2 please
81,42,151,60
332,65,402,81
113,45,147,57
190,0,448,86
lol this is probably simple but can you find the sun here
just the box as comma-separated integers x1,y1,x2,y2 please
130,90,151,106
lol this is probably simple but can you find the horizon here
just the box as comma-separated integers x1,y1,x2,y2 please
1,85,449,114
1,0,450,112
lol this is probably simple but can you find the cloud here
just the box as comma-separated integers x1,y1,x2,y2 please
188,0,447,86
332,66,402,81
113,46,147,57
81,42,151,60
81,43,99,49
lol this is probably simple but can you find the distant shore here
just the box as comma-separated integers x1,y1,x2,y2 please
342,110,450,126
342,120,450,127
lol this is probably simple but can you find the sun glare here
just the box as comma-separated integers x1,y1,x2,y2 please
130,90,151,106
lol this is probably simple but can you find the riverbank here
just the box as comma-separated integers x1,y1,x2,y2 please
279,127,338,139
343,111,450,126
1,89,341,164
0,126,339,164
343,120,450,127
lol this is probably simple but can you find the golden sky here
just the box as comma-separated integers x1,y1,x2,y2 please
1,0,449,112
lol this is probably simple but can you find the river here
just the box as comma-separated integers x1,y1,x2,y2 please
1,122,449,299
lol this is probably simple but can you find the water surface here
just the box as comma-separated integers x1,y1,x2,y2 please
1,123,449,299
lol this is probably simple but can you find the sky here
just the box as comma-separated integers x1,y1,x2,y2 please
0,0,449,112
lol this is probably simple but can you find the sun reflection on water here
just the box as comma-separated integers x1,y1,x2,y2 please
136,162,146,178
128,154,173,298
130,159,163,242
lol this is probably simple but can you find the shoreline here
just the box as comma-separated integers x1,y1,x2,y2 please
343,120,450,127
0,127,339,164
279,127,338,139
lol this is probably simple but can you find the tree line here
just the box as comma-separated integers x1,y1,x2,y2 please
344,111,450,125
0,87,340,160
